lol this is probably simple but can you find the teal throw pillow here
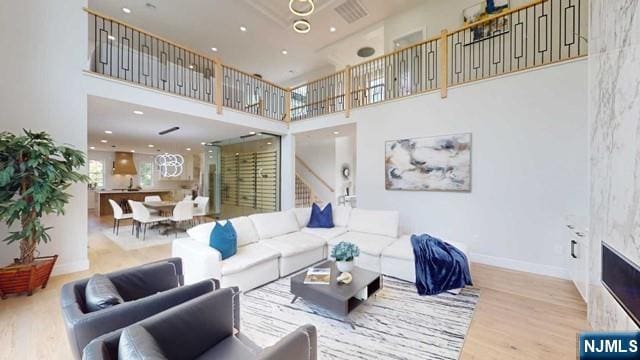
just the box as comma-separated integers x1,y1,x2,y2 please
209,221,237,260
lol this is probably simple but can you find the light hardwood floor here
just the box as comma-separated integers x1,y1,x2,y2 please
0,214,590,359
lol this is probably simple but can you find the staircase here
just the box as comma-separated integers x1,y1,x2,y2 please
295,174,321,208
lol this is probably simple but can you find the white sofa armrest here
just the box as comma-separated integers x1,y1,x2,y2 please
172,238,222,284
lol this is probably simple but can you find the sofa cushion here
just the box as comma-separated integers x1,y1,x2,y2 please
85,274,124,312
308,203,334,228
383,235,469,260
209,222,237,260
347,208,399,238
301,227,348,241
333,205,352,227
292,207,311,228
220,243,280,276
187,217,258,247
249,211,299,239
118,324,168,360
261,232,326,257
328,231,397,257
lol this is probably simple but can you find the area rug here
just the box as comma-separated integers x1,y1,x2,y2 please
240,276,480,360
102,227,188,250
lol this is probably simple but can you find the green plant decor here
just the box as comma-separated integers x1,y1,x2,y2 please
0,130,89,265
331,241,360,262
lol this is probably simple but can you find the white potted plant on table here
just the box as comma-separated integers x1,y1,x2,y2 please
331,241,360,273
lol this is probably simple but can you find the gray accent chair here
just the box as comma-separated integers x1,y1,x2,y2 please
61,258,219,359
83,287,318,360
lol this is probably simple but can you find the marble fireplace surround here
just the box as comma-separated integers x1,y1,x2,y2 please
588,0,640,331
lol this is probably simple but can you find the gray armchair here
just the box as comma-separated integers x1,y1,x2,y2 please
83,287,318,360
61,258,219,359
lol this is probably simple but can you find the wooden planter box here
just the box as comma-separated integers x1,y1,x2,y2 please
0,255,58,299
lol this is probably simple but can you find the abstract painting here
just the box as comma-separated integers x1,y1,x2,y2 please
385,133,471,191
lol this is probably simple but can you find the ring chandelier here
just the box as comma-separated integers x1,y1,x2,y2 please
293,19,311,34
289,0,314,17
155,153,184,177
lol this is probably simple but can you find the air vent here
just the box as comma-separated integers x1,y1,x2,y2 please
334,0,368,24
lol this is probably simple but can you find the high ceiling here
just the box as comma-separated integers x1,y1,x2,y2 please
88,96,260,154
87,0,423,84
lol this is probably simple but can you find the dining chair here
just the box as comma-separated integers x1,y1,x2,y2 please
128,200,169,240
108,199,132,235
193,196,209,224
169,201,194,237
144,195,162,215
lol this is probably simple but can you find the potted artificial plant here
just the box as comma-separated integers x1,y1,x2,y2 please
0,130,88,299
331,241,360,272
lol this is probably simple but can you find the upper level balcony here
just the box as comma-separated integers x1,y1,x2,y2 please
85,0,587,125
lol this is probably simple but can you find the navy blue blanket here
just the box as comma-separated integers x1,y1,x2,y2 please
411,234,472,295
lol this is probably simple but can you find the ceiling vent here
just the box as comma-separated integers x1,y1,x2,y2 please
334,0,368,24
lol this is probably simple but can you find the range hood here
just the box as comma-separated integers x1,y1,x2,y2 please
113,152,137,175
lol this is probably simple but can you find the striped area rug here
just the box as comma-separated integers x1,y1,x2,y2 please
240,276,480,360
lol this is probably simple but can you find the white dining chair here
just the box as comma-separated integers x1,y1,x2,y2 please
144,195,162,215
193,196,209,224
169,201,194,237
128,200,169,240
108,199,133,235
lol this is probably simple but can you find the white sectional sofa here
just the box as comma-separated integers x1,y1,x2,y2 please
172,206,470,292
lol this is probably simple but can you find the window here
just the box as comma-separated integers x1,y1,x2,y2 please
88,160,104,187
139,162,153,187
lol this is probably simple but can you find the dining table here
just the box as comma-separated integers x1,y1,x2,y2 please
142,201,196,235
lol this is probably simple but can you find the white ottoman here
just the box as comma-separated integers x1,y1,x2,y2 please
381,235,470,283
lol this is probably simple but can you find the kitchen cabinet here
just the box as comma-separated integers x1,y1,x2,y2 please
566,217,589,303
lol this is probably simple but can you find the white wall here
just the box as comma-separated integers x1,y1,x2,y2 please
0,0,89,274
383,0,529,52
345,60,588,278
296,138,336,203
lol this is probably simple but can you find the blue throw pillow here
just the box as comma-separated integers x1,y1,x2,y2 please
209,221,237,260
307,203,334,228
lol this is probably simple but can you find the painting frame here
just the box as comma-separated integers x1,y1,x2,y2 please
385,133,472,192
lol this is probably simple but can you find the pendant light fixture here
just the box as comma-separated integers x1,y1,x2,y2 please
155,153,184,177
293,19,311,34
289,0,314,17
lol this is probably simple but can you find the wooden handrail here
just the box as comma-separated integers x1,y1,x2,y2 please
296,156,335,193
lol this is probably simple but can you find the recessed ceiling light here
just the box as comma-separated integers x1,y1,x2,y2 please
333,131,340,135
208,150,213,153
104,130,113,134
281,49,288,55
133,110,144,115
211,47,218,52
100,139,108,143
186,148,191,151
201,142,206,145
267,142,272,145
130,150,135,153
249,131,256,135
330,26,336,32
239,26,247,32
108,35,116,41
147,144,154,148
89,146,96,150
122,7,131,14
189,65,194,69
235,153,240,156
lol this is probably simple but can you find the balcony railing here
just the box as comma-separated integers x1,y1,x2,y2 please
86,8,287,121
291,0,587,121
86,0,587,123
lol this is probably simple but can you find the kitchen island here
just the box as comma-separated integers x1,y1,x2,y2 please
96,189,174,216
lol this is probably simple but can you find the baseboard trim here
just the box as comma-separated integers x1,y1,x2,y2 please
52,259,90,276
470,252,570,280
